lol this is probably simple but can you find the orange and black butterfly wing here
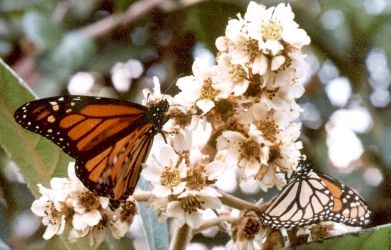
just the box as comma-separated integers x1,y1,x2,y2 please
76,122,155,206
14,95,152,204
320,174,371,227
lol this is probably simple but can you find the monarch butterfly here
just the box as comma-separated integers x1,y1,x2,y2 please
260,160,371,229
14,95,170,207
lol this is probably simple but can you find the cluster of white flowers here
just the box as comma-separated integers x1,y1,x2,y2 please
142,2,309,232
31,1,312,248
31,163,136,246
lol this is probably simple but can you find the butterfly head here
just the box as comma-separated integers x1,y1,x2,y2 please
145,99,170,133
289,158,312,180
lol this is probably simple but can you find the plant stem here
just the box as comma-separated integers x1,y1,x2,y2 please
219,190,266,212
193,215,239,234
80,0,166,39
133,190,151,202
169,224,192,250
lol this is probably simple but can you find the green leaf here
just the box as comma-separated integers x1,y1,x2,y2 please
69,0,99,18
50,31,96,71
22,11,62,51
137,178,169,250
84,41,139,74
297,224,391,250
187,0,243,51
0,59,92,249
0,59,71,192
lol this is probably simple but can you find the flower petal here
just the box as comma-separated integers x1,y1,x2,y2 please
84,210,102,227
196,99,215,114
186,212,203,229
43,223,59,240
72,213,88,230
205,161,225,180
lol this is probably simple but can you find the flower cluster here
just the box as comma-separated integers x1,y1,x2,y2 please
31,163,137,246
163,1,307,198
140,1,309,246
31,1,313,248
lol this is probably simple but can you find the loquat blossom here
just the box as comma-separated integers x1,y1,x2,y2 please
31,190,67,240
174,58,225,114
144,146,225,229
142,76,173,106
31,162,137,246
294,222,362,244
245,2,310,55
226,210,265,250
30,1,312,248
67,164,110,231
142,144,187,197
167,187,222,229
217,124,269,177
214,53,250,97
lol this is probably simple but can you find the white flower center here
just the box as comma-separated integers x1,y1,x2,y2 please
245,39,260,61
235,211,261,241
229,64,247,83
268,144,282,164
261,20,283,40
171,108,192,128
257,119,279,142
186,165,207,190
45,201,60,225
239,139,260,161
200,78,218,99
180,195,204,214
161,167,181,189
119,200,137,223
79,191,100,211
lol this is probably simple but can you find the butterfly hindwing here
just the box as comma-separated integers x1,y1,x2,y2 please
76,123,154,203
320,174,371,226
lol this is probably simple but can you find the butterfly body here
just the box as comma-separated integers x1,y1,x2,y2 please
14,96,170,207
260,160,371,229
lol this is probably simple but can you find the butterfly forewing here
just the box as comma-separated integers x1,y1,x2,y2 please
14,96,146,158
14,95,168,206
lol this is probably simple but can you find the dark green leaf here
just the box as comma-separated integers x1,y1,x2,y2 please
0,58,87,249
0,59,70,192
297,224,391,250
187,1,243,52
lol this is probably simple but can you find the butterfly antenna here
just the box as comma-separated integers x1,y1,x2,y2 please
160,131,168,144
162,73,186,94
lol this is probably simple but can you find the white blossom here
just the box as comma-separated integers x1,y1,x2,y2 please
31,194,66,240
217,125,269,177
166,187,222,228
214,53,250,96
245,2,310,55
142,144,187,197
174,58,223,113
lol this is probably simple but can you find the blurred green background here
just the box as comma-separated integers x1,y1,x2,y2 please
0,0,391,249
